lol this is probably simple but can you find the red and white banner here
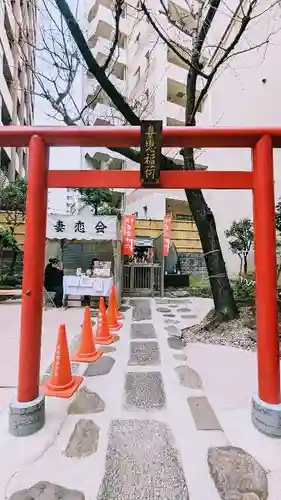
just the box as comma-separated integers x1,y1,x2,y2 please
162,214,172,257
122,215,136,256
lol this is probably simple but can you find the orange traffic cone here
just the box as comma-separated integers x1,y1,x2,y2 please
45,324,83,398
72,306,103,362
113,284,124,320
107,287,122,331
95,297,119,345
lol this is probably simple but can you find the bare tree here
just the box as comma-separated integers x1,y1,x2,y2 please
20,0,280,319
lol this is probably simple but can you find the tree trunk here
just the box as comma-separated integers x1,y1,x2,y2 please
243,255,248,276
239,257,243,277
186,189,237,318
94,205,98,215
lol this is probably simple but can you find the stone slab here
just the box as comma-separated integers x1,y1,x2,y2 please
84,357,115,377
187,396,222,431
67,386,105,414
208,446,268,500
177,308,191,312
64,419,99,458
181,315,197,320
128,341,160,366
130,323,156,339
101,346,116,353
124,371,166,410
175,365,202,389
173,354,188,361
165,325,182,337
97,420,189,500
164,319,180,324
8,481,85,499
130,299,152,321
9,395,45,437
167,337,184,350
252,394,281,437
163,313,175,318
157,307,171,313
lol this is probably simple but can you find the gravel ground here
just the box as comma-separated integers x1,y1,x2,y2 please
182,306,257,351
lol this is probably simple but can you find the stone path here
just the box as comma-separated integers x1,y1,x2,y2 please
5,298,273,499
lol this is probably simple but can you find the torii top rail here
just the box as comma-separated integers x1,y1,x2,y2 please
2,126,279,419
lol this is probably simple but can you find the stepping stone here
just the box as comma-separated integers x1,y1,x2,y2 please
157,307,171,313
174,365,202,389
8,482,85,500
67,386,105,414
168,337,184,350
169,304,178,308
173,353,187,361
101,346,116,353
208,446,268,500
124,371,166,409
163,313,175,317
84,357,115,377
187,396,222,431
64,419,99,458
130,299,152,321
177,308,191,313
131,323,156,339
165,325,182,338
45,361,80,376
164,319,180,325
97,420,189,500
128,341,160,366
181,314,197,320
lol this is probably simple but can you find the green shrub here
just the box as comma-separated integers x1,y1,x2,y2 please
233,276,255,300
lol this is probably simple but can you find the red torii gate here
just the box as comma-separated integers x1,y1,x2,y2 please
3,126,280,437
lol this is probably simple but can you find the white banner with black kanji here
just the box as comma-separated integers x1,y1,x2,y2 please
47,215,117,241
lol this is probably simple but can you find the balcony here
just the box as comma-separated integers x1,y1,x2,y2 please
88,0,126,23
86,72,125,103
84,150,125,170
88,4,128,40
87,102,125,127
90,36,126,67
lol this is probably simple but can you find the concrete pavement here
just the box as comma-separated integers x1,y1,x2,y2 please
0,297,280,499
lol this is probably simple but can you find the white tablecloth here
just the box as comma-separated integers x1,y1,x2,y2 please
63,275,114,297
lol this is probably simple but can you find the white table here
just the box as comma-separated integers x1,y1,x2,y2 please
63,275,114,306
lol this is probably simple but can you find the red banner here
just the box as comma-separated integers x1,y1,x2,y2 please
162,214,172,257
122,215,136,256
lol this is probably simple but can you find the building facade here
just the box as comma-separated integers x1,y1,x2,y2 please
0,0,36,181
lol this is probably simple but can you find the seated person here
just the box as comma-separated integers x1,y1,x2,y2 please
44,257,64,308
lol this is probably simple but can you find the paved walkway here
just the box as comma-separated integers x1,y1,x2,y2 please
0,298,281,499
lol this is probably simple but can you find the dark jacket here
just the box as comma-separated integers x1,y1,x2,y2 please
44,264,63,290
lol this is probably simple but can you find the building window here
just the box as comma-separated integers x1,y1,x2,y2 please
136,32,140,44
134,67,140,85
145,88,149,100
3,54,12,91
145,51,150,67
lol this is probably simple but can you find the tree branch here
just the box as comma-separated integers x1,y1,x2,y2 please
140,1,208,78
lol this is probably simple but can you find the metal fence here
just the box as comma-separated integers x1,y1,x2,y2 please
122,263,163,296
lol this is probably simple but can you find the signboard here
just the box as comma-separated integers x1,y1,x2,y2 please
122,215,136,256
47,215,117,240
162,214,172,257
140,120,162,185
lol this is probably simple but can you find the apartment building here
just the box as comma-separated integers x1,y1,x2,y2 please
83,0,208,209
0,0,36,181
83,0,281,272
